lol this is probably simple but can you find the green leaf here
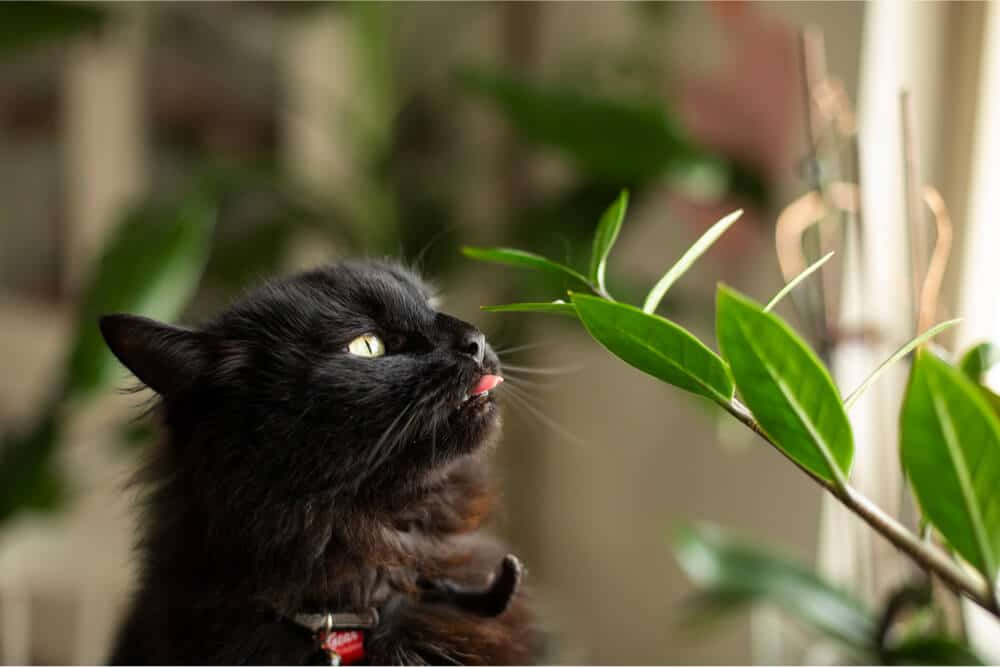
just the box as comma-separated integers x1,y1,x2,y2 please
203,220,293,290
960,342,1000,383
0,413,68,524
462,247,592,291
674,523,876,647
843,319,962,410
716,286,853,487
0,2,106,57
979,386,1000,418
456,67,771,207
589,190,628,293
64,196,217,400
958,344,1000,423
571,293,733,403
643,209,743,314
764,251,835,312
481,301,577,316
458,67,695,182
883,637,984,665
900,350,1000,581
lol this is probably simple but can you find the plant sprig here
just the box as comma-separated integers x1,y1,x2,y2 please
465,190,1000,619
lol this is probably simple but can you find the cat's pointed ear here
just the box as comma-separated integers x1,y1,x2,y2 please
99,314,208,395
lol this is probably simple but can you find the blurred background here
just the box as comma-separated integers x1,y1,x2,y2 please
2,1,1000,664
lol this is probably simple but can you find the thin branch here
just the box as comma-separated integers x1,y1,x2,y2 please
722,398,997,617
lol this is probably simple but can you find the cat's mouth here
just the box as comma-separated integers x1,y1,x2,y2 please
461,374,502,403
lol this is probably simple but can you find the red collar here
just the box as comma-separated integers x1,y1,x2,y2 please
291,609,379,665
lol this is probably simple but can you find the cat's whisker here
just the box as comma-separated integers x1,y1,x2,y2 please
500,383,587,447
364,398,421,475
495,363,583,376
499,374,553,392
501,380,545,404
407,221,458,274
500,374,553,398
388,407,423,464
430,416,438,466
493,340,559,357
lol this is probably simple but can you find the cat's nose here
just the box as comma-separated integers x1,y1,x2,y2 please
436,313,487,365
459,329,486,365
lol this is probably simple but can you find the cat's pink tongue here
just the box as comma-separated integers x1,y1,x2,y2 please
471,374,503,396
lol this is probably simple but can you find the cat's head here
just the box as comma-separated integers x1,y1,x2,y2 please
99,260,502,506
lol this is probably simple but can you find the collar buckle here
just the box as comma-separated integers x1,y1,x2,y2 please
293,608,379,666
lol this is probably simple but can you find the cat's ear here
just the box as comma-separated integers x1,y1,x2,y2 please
99,314,209,395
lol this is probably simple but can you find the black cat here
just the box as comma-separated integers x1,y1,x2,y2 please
100,260,537,665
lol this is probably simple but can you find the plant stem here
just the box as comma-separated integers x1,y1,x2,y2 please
592,284,615,302
723,398,998,617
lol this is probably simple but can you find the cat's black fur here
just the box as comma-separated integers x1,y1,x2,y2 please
100,260,537,665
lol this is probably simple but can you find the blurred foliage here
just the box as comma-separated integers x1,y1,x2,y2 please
675,524,875,649
0,2,106,57
1,191,218,521
458,66,771,209
65,196,217,401
673,524,982,665
881,636,985,666
0,412,66,524
959,341,1000,383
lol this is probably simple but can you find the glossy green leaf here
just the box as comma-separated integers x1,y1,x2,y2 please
643,209,743,314
674,523,875,647
571,293,733,403
843,319,962,410
716,286,853,487
481,301,577,316
764,251,834,312
64,197,217,400
960,342,1000,383
462,247,592,291
900,350,1000,581
0,2,105,57
590,190,628,293
883,637,984,665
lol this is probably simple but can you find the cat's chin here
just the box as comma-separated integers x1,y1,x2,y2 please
450,394,501,453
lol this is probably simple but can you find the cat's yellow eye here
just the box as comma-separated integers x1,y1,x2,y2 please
347,333,385,358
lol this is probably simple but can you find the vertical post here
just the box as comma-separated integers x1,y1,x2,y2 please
62,8,148,293
955,1,1000,660
279,6,355,269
